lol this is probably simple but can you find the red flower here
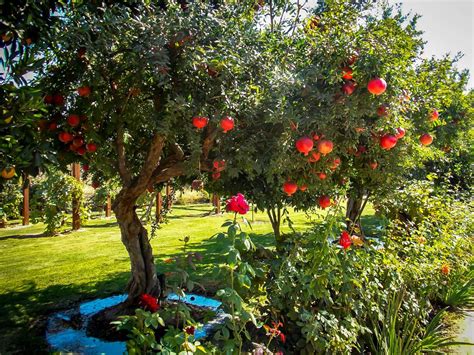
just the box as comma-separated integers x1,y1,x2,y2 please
264,321,286,343
185,326,195,335
339,230,352,249
139,293,159,312
225,193,249,215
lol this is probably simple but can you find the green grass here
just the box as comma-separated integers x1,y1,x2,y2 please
0,202,378,352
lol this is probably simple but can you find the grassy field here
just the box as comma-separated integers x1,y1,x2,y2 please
0,202,378,352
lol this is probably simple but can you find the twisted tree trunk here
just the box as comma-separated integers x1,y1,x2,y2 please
114,193,161,301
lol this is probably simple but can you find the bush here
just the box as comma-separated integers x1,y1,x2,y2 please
174,188,210,205
0,179,22,221
263,184,473,353
30,170,88,235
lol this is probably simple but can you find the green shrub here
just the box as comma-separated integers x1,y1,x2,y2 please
30,170,88,235
0,179,22,220
174,188,210,205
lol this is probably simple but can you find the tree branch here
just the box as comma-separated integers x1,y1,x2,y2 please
116,126,132,186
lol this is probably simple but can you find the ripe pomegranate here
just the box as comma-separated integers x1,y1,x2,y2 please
77,86,91,97
317,140,334,155
318,195,331,209
72,137,84,147
212,172,221,180
191,179,204,190
308,151,321,163
59,132,73,143
377,105,388,117
347,53,358,65
53,94,65,106
76,146,86,155
86,142,97,153
367,77,387,95
395,127,405,139
369,161,378,170
82,164,89,172
213,160,225,172
192,116,209,129
67,114,81,127
419,133,433,146
312,132,321,141
379,134,397,150
48,122,58,131
296,136,314,156
220,116,234,133
1,167,15,179
342,67,353,80
342,80,356,95
299,184,308,192
429,110,439,121
317,172,327,180
283,181,298,196
330,157,341,170
44,94,54,104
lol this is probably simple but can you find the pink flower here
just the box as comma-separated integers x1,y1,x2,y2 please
339,230,352,249
225,193,249,215
139,294,160,312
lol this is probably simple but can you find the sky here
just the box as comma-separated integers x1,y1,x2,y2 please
389,0,473,88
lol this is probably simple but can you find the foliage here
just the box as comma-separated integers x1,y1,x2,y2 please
367,291,470,354
113,308,165,354
213,214,265,354
113,299,214,354
264,188,473,353
210,0,471,243
30,169,87,234
441,265,474,310
0,178,22,220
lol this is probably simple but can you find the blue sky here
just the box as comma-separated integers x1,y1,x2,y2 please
389,0,473,88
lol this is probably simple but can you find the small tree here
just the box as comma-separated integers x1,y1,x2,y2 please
36,1,281,300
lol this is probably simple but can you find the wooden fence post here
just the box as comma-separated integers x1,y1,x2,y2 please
105,194,111,217
22,174,30,226
156,192,163,222
71,163,81,230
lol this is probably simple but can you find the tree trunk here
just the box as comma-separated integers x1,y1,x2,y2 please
71,163,81,230
267,206,282,244
22,174,30,226
113,195,161,301
346,186,369,235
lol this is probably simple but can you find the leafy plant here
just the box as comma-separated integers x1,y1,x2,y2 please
30,169,87,235
367,290,471,354
442,266,474,309
113,308,165,354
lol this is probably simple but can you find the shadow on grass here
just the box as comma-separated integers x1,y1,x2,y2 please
84,222,119,229
0,233,49,241
0,229,275,354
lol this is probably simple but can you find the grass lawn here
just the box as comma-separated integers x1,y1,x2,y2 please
0,202,378,353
